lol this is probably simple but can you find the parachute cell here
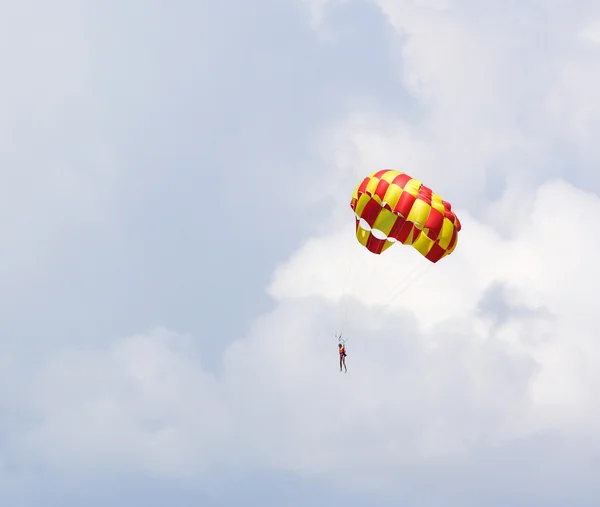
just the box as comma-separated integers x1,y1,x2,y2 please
349,169,461,262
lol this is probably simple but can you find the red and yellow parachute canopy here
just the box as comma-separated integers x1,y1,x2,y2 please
350,169,461,262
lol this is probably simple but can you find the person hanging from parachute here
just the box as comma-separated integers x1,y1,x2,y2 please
336,333,347,373
338,342,347,372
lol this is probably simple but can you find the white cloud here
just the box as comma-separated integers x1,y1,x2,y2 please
306,0,600,211
17,329,230,480
0,1,120,284
5,178,599,501
3,0,600,504
580,19,600,45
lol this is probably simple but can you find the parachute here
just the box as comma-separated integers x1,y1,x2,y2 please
335,169,461,335
350,169,461,262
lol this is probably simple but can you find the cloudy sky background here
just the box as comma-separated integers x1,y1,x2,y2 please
2,0,600,505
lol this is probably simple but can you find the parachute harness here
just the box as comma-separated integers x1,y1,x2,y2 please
336,333,347,355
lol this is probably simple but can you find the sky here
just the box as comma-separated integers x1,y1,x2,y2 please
1,0,600,505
